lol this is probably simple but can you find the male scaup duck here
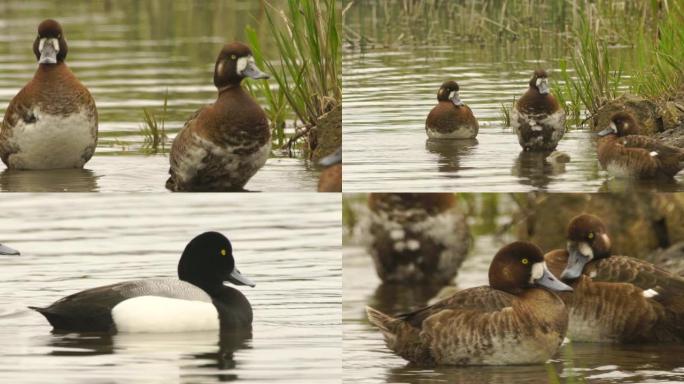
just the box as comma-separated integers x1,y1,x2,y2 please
317,147,341,192
0,243,20,255
597,112,684,179
545,214,684,343
0,19,97,170
166,42,271,192
366,241,572,366
29,232,254,333
425,81,479,139
361,193,470,285
512,69,566,151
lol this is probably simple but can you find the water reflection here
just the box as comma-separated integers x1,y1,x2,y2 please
511,151,566,190
425,138,478,173
369,283,445,316
0,168,99,192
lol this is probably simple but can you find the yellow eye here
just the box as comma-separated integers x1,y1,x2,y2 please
230,54,237,60
588,232,594,239
521,258,528,264
220,249,227,256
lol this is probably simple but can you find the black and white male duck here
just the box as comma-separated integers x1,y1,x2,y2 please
361,193,470,285
166,42,271,192
367,241,572,366
0,243,20,255
0,19,97,170
30,232,254,333
512,69,566,151
425,81,479,139
597,111,684,179
545,214,684,343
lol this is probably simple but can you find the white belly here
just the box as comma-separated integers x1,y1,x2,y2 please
111,296,219,333
8,108,96,169
426,125,478,139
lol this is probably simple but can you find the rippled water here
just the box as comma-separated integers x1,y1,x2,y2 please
343,238,684,384
0,194,341,383
342,46,684,192
0,0,319,192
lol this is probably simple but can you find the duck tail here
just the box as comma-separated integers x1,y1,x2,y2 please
29,306,62,329
366,306,402,343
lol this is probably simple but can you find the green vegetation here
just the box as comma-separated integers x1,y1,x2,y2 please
546,342,586,384
140,91,169,154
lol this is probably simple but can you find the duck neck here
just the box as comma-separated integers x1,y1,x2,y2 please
217,82,243,96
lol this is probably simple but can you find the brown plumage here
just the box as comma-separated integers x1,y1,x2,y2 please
166,42,271,192
425,81,479,139
597,112,684,179
511,69,565,151
366,241,571,366
317,148,341,192
545,213,684,342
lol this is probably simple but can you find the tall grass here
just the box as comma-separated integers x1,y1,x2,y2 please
553,59,582,127
248,0,341,136
140,91,169,154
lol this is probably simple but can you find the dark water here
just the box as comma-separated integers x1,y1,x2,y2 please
0,0,318,192
0,194,341,383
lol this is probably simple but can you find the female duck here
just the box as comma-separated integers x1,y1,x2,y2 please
545,214,684,342
361,193,470,285
367,241,572,366
167,42,271,192
30,232,254,333
425,81,479,139
0,19,97,170
597,112,684,179
512,69,566,151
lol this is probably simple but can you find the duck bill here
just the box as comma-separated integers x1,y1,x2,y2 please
535,264,573,292
537,79,550,95
561,243,591,280
597,122,617,137
0,244,20,255
243,61,270,80
38,38,59,64
319,148,341,167
450,92,465,106
226,268,255,287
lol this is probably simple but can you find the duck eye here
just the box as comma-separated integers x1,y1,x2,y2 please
521,258,529,265
588,232,594,240
220,249,227,256
230,54,237,60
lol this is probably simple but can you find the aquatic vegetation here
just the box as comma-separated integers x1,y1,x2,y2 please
546,342,586,384
499,98,514,127
553,59,583,127
140,91,169,154
247,0,341,151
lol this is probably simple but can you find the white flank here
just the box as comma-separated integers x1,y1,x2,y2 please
8,108,96,169
406,239,420,251
389,228,405,240
606,162,635,178
642,289,658,298
111,296,219,333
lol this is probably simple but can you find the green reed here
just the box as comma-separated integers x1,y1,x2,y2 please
140,91,169,154
553,59,582,127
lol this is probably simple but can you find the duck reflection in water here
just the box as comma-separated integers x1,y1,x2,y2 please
0,168,98,192
512,150,568,189
425,138,478,173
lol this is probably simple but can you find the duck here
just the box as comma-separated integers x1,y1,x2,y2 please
511,69,566,151
317,147,341,192
360,193,471,285
166,42,271,192
0,243,20,255
366,241,572,366
425,81,479,139
0,19,98,170
544,214,684,343
597,111,684,179
29,232,254,333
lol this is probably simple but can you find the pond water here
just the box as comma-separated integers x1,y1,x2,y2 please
342,32,684,193
0,193,341,383
0,0,318,192
343,238,684,384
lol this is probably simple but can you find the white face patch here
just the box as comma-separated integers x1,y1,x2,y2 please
448,91,456,99
609,121,617,132
643,289,658,298
530,261,545,283
577,242,594,260
38,38,60,53
236,56,253,75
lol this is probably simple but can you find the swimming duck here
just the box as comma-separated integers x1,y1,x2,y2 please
317,148,341,192
0,243,20,255
366,241,572,366
29,232,254,333
360,193,470,285
597,112,684,179
166,42,271,192
545,214,684,343
425,81,479,139
511,69,566,151
0,19,98,170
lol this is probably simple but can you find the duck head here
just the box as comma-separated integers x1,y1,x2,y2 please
489,241,572,294
178,231,255,294
529,69,550,95
214,42,269,91
0,243,20,256
597,112,639,137
437,80,464,106
561,214,612,280
33,19,68,65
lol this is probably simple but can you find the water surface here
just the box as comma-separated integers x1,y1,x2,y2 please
0,194,341,383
